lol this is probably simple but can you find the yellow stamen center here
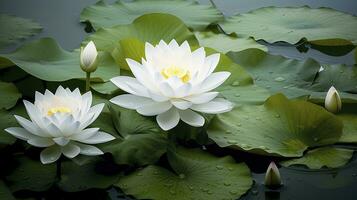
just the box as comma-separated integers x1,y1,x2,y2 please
47,107,72,116
161,66,190,83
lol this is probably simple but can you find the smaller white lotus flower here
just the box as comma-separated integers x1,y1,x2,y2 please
110,40,233,131
80,41,99,73
264,161,282,187
325,86,342,113
5,86,115,164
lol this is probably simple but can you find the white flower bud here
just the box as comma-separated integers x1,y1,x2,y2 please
80,41,98,73
325,86,342,113
265,161,282,188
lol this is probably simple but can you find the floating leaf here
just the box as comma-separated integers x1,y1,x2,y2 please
80,0,223,31
194,31,267,53
0,38,119,82
0,81,21,110
221,6,357,45
58,160,121,192
0,14,41,50
0,181,15,200
0,106,26,146
85,13,198,53
99,105,167,166
207,94,343,157
281,147,354,169
116,147,252,200
228,49,321,99
6,157,56,192
338,114,357,143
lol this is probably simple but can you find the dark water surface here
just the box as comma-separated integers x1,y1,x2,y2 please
0,0,357,199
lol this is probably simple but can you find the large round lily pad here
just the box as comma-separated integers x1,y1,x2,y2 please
80,0,223,30
207,94,343,157
220,6,357,45
0,38,119,82
0,81,21,110
281,147,354,169
116,147,252,200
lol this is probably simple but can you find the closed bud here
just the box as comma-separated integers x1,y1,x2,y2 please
325,86,342,113
80,41,98,73
264,161,282,188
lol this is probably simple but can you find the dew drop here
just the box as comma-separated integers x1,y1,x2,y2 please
207,191,213,195
228,167,234,171
266,85,271,89
169,189,176,195
225,130,232,134
275,114,280,118
224,182,231,186
189,185,194,190
179,173,185,179
274,77,285,82
234,93,241,97
229,190,237,195
216,165,224,170
231,81,240,86
313,137,319,142
227,140,237,144
137,173,143,176
252,189,258,195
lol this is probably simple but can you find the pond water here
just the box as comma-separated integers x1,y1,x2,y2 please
0,0,356,200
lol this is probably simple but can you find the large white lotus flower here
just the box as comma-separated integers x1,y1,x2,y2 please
5,86,115,164
110,40,233,130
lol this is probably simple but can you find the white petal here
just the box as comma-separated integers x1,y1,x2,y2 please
175,83,192,98
126,58,156,89
156,108,180,131
199,53,220,79
28,138,55,147
110,76,149,97
61,144,81,158
76,143,104,156
23,100,43,126
136,101,172,116
78,131,115,144
199,72,230,93
171,99,192,110
110,94,154,110
40,146,61,164
178,109,205,127
191,98,234,114
53,137,70,146
5,127,37,140
183,92,219,104
169,39,179,48
158,82,175,97
13,115,45,137
70,128,99,141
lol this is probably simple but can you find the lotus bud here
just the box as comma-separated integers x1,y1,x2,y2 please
80,41,98,73
325,86,342,113
264,161,282,188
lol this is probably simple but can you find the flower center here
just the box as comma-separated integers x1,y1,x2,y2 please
161,66,190,83
47,107,72,116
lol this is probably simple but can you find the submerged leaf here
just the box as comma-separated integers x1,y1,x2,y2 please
207,94,343,157
281,147,354,169
0,14,41,50
117,147,252,200
221,6,357,45
80,0,223,30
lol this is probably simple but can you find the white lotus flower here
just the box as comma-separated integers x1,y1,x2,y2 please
110,40,233,130
5,86,115,164
325,86,342,113
80,41,98,72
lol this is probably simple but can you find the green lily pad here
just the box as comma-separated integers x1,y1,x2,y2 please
194,31,267,53
116,147,252,200
0,38,119,82
0,14,41,50
338,114,357,143
281,147,354,169
220,6,357,45
227,48,321,99
58,160,121,192
0,106,26,146
80,0,223,31
99,105,167,166
207,94,343,157
85,13,198,53
0,181,15,200
0,81,21,110
6,157,56,192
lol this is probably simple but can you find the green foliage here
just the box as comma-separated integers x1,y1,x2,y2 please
207,94,343,157
116,147,252,200
281,147,354,169
80,0,223,30
0,81,21,110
